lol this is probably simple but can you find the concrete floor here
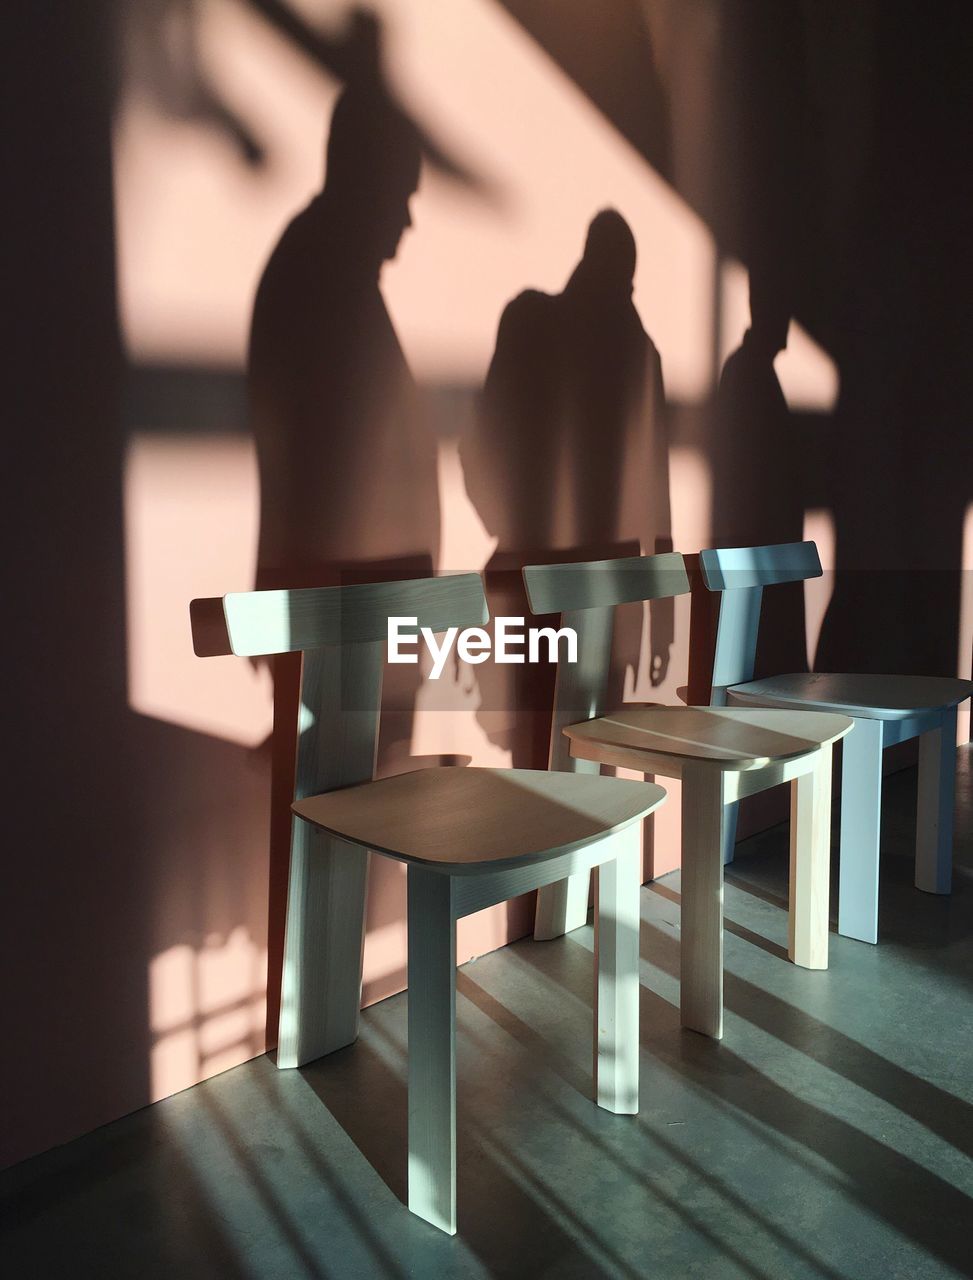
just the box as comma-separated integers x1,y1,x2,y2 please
3,750,972,1279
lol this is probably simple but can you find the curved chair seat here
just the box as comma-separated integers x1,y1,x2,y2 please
293,766,665,873
564,705,852,775
293,763,665,1234
727,672,973,721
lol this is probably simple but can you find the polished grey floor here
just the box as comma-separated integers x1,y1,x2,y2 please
3,750,971,1279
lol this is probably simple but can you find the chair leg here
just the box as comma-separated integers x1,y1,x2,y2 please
407,867,457,1235
722,802,740,866
916,707,957,895
789,749,832,969
534,872,591,941
680,764,725,1040
838,717,883,944
277,826,369,1069
594,826,641,1114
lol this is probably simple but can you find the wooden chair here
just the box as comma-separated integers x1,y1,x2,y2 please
698,540,973,944
191,573,665,1235
523,552,853,1041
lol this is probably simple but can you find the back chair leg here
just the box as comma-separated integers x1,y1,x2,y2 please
838,717,883,944
407,867,457,1236
789,749,832,969
721,802,740,866
534,872,591,941
277,827,369,1069
680,764,725,1040
916,706,957,895
594,826,641,1114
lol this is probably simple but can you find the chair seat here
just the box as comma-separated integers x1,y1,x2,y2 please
292,766,665,874
565,705,853,773
727,672,973,720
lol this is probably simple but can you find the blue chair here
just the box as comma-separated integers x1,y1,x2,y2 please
698,540,973,943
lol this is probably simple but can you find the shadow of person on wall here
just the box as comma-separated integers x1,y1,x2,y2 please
249,85,438,584
712,267,808,678
462,209,672,766
247,65,440,1039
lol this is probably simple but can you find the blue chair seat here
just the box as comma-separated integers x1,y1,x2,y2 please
728,672,973,721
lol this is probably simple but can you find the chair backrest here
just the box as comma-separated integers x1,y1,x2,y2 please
193,572,486,657
524,552,690,615
697,541,821,701
191,572,487,796
522,552,690,771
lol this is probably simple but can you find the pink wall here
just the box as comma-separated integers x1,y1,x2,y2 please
3,1,971,1170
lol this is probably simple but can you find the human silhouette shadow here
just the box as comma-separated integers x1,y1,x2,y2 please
711,268,808,678
248,72,441,1038
462,210,672,766
249,83,438,582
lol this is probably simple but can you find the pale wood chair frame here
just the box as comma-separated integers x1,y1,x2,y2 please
192,572,665,1235
523,552,852,1041
698,540,973,944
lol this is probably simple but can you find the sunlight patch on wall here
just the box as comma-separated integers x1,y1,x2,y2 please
437,435,497,574
410,436,512,767
114,0,340,366
803,507,836,670
720,258,839,411
149,926,267,1102
124,432,273,745
669,445,712,555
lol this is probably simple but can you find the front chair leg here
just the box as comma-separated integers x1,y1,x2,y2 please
721,801,740,866
594,825,642,1114
789,748,833,969
838,717,883,944
407,867,457,1235
916,706,957,895
680,764,725,1040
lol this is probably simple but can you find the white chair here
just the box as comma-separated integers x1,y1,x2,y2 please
698,540,973,944
524,552,853,1040
191,573,665,1235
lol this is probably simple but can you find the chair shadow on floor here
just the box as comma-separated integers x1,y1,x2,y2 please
455,938,850,1280
511,918,973,1276
465,976,850,1280
295,1014,636,1278
648,878,791,962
